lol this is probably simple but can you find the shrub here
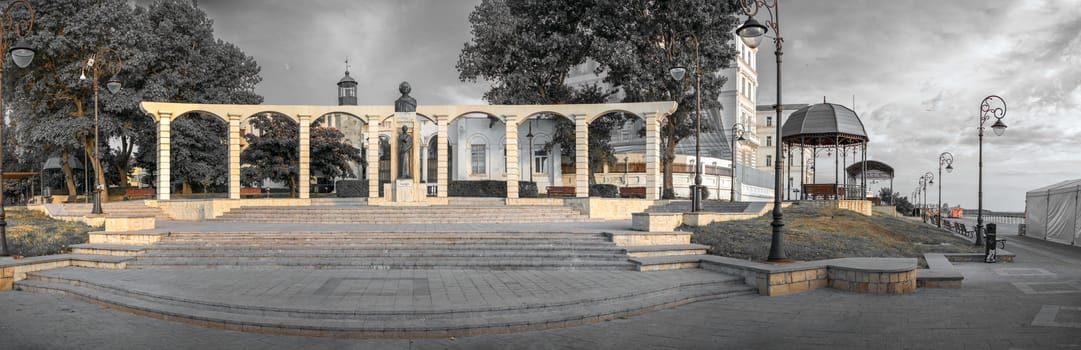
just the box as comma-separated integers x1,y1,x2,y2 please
519,181,538,198
336,180,368,197
449,180,507,197
589,184,618,198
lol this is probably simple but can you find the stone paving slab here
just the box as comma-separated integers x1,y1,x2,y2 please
133,220,634,234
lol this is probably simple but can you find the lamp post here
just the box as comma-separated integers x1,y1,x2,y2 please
526,120,534,183
920,172,933,222
736,0,787,261
79,48,123,215
0,0,35,257
668,32,703,212
937,152,953,228
730,123,745,202
976,95,1007,246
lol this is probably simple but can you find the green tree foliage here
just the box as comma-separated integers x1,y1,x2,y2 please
310,122,363,180
240,114,298,195
457,0,739,196
10,0,261,201
170,114,227,193
590,0,739,197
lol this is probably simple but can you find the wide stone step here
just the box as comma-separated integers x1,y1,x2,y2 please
150,241,616,248
125,259,637,270
161,231,607,239
145,244,624,252
137,250,628,259
16,268,752,337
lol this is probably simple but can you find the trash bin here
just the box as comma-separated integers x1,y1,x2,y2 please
985,223,997,263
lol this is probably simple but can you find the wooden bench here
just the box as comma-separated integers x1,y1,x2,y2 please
546,186,575,197
619,186,646,198
956,223,975,238
124,187,155,200
240,187,263,198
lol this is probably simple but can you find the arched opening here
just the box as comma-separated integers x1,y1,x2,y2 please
375,113,437,197
169,111,230,198
586,111,646,198
240,112,300,198
311,112,366,197
447,112,507,197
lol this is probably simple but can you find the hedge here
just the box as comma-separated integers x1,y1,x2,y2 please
336,180,369,197
589,184,619,198
449,180,507,197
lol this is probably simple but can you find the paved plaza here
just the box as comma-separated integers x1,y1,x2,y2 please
0,225,1079,349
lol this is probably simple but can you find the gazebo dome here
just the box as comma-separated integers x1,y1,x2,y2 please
338,71,357,85
781,103,868,145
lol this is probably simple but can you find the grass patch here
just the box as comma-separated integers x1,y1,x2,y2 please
3,209,99,257
691,205,982,263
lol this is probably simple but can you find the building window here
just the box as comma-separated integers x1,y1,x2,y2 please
766,116,772,126
765,155,772,167
533,148,548,173
766,136,772,146
471,144,486,174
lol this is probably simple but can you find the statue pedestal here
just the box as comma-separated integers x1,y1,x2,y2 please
393,179,414,202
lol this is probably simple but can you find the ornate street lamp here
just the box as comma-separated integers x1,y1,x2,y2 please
80,47,123,215
526,119,534,183
736,0,787,261
0,0,35,258
919,172,934,222
937,152,953,228
976,95,1006,246
730,123,746,202
668,32,704,212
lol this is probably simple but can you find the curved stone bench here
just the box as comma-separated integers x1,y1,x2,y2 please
697,255,918,296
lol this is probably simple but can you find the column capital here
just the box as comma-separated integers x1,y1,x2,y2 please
157,111,173,121
228,113,242,121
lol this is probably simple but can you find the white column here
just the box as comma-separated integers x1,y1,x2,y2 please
156,112,172,201
644,112,661,200
436,115,449,197
505,115,519,199
574,114,589,198
298,114,311,199
366,116,381,198
228,114,241,199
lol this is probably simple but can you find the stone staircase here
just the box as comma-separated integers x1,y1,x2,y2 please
55,201,171,220
211,205,594,224
124,231,635,270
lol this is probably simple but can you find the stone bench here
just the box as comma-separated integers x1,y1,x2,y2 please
697,255,918,296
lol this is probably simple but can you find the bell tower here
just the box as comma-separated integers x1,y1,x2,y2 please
337,59,357,106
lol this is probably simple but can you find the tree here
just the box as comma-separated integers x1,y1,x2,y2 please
240,114,298,196
590,0,740,197
170,114,227,193
877,187,893,204
10,0,261,202
310,122,363,180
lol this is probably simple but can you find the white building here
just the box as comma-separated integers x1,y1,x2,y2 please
755,103,813,200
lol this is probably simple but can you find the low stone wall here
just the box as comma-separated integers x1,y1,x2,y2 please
1,255,129,291
564,198,656,220
607,231,691,246
631,213,683,232
104,216,155,232
800,200,872,216
90,232,168,246
682,212,760,226
158,198,313,220
506,198,565,206
699,255,917,296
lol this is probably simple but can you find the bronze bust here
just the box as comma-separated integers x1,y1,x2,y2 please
394,82,416,113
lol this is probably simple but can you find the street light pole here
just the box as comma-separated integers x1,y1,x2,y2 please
0,0,35,257
526,120,534,183
736,0,787,261
79,48,123,215
730,123,745,202
920,172,933,223
668,32,703,212
937,152,953,228
977,95,1007,246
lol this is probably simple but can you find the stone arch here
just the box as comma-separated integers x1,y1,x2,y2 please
239,111,302,197
513,111,573,127
168,111,231,197
587,109,644,124
314,111,366,126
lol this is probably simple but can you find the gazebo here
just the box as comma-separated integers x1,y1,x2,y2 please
780,103,869,200
845,160,894,204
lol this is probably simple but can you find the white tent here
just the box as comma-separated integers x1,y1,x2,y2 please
1025,179,1081,246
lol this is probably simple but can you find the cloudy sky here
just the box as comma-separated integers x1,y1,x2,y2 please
184,0,1079,212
